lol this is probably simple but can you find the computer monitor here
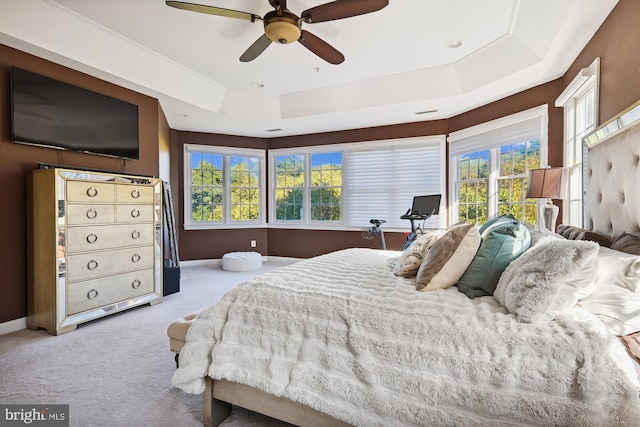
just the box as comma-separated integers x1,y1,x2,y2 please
412,194,441,216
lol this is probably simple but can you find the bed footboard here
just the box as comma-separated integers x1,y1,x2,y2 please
203,377,352,427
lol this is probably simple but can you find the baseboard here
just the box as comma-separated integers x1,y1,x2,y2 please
0,317,27,335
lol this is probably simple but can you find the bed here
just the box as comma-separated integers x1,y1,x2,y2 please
171,107,640,427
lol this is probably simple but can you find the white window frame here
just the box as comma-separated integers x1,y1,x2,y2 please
269,136,446,231
183,144,266,230
270,146,344,227
555,57,599,227
448,105,549,226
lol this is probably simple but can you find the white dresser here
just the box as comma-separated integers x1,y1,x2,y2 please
27,168,163,335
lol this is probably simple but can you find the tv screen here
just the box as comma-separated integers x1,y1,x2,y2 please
10,67,139,160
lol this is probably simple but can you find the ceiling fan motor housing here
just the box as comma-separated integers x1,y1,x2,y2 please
264,10,301,44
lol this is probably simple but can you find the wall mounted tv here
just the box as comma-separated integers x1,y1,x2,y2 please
10,67,139,160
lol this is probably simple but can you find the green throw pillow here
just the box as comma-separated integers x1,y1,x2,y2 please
458,218,531,298
478,214,516,236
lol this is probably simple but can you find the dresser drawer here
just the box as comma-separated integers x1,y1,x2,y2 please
67,181,115,203
116,184,154,203
67,204,116,225
115,204,155,223
67,268,155,315
67,246,155,282
67,223,155,253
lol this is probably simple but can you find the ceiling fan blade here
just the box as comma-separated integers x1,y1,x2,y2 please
301,0,388,23
166,1,261,22
240,34,272,62
298,30,344,64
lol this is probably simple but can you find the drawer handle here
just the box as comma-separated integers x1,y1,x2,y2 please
130,208,140,218
87,260,99,270
131,189,141,199
86,187,98,197
86,209,98,219
131,230,141,240
131,279,141,289
131,253,141,263
87,289,99,300
86,233,98,244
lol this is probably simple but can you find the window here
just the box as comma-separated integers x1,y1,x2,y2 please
184,144,265,229
497,141,540,221
269,136,446,229
274,154,304,221
555,58,599,226
449,106,547,226
458,150,489,223
272,151,343,224
310,152,342,221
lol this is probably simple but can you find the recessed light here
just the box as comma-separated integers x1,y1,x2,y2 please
251,82,265,88
446,40,462,49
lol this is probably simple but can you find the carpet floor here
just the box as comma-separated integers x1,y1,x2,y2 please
0,258,299,427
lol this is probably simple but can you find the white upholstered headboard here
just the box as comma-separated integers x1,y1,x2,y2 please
585,121,640,238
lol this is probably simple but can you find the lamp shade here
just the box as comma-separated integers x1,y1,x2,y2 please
526,167,568,199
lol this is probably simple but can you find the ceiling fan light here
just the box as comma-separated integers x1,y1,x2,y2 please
265,21,301,44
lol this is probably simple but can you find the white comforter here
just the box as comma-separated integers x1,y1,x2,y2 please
172,248,640,426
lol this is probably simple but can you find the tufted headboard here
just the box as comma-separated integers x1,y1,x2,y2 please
585,121,640,238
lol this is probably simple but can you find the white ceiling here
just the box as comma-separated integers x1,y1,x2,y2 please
1,0,618,137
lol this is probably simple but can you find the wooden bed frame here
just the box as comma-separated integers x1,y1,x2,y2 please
203,378,351,427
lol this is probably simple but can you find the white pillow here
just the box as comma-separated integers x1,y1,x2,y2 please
494,237,599,323
578,246,640,336
416,223,480,291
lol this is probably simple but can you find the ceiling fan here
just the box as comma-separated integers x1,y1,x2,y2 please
165,0,389,64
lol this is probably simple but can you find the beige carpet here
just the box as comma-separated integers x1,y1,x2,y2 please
0,258,299,427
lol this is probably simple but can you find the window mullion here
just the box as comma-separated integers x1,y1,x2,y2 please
487,148,500,218
304,153,310,224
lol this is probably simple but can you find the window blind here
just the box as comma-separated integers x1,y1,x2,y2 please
344,139,445,229
448,107,545,157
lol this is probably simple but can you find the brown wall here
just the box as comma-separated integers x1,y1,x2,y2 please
0,45,164,323
562,0,640,125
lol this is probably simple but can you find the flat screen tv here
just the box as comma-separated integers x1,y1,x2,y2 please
10,67,139,160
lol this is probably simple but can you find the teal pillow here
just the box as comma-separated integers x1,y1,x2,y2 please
478,214,516,236
458,219,531,298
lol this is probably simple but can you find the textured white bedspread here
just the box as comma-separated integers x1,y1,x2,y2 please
172,248,640,426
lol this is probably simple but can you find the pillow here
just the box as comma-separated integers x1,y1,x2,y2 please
524,222,564,247
557,224,612,247
394,230,445,277
457,219,531,298
578,230,612,247
415,223,480,291
556,224,571,237
578,246,640,335
494,237,599,323
620,332,640,365
611,232,640,255
478,214,516,236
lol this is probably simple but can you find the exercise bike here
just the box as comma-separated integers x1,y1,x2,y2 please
361,218,387,250
400,209,435,250
400,194,442,250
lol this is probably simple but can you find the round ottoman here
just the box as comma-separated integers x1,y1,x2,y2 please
222,251,262,272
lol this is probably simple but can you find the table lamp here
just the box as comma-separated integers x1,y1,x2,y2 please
526,167,568,232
